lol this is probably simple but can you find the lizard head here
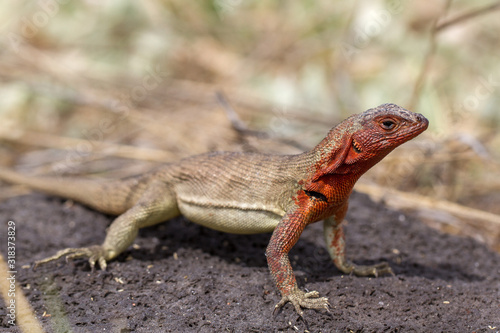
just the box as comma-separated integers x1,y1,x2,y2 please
345,103,428,166
309,103,428,181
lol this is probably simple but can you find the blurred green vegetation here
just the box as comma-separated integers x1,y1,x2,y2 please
0,0,499,216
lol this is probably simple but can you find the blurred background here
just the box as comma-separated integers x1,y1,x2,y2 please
0,1,499,250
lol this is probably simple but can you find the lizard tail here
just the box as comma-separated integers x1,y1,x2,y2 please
0,168,148,215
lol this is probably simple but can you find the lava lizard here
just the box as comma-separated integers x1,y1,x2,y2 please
0,103,428,316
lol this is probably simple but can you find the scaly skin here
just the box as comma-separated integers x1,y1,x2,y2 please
0,103,428,317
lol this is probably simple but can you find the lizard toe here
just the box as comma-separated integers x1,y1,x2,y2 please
372,262,394,276
34,247,83,268
274,288,329,317
34,245,109,270
304,290,320,298
351,261,393,277
97,257,108,271
298,292,329,312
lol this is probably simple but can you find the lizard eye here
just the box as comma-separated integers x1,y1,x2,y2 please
380,119,396,130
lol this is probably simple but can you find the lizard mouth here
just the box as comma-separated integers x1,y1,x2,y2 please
352,140,362,153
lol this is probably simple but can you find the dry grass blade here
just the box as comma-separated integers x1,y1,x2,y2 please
356,183,500,251
436,1,500,32
216,91,310,152
0,186,32,201
0,129,175,163
409,0,452,111
216,91,250,133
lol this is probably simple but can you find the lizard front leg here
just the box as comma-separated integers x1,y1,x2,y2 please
266,204,329,317
35,181,180,270
323,216,393,276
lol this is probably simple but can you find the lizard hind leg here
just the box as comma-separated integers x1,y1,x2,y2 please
34,181,181,270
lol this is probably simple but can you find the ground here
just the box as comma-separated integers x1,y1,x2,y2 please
0,191,499,333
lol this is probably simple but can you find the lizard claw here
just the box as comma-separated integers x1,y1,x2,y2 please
33,245,109,271
274,287,330,318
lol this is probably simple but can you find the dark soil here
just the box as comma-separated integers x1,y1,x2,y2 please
0,192,499,332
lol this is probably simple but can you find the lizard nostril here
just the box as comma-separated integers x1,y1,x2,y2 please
416,114,426,123
415,114,429,128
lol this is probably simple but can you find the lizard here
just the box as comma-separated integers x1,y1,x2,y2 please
0,103,428,316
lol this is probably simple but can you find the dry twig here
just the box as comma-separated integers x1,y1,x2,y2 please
0,129,175,163
436,1,500,32
408,0,452,111
356,182,500,251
